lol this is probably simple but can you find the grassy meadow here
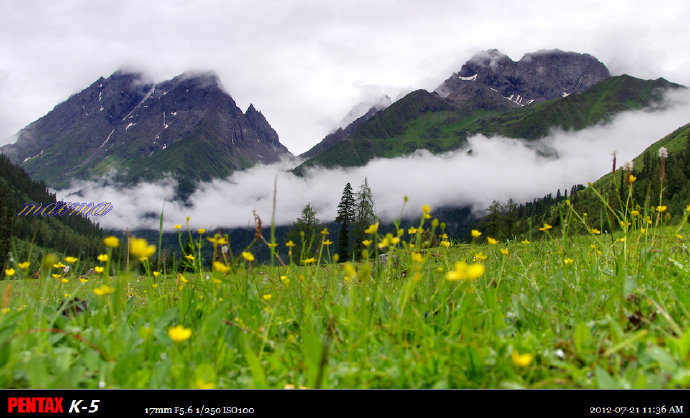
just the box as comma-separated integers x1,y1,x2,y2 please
1,184,690,390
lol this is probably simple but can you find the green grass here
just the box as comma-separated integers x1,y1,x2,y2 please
2,194,690,389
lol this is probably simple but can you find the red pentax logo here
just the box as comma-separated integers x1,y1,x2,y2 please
7,397,64,413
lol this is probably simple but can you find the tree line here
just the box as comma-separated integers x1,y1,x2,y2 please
287,178,376,262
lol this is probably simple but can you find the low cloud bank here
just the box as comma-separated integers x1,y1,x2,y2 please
57,89,690,231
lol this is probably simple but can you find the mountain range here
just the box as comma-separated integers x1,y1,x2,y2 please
294,49,682,174
0,49,685,204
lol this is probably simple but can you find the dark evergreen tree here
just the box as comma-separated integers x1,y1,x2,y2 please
352,178,376,260
335,182,355,262
287,203,321,262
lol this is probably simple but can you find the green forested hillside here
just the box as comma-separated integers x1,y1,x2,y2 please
0,154,105,272
475,123,690,240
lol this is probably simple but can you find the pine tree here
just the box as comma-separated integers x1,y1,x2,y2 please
335,183,355,262
352,178,376,260
287,203,321,262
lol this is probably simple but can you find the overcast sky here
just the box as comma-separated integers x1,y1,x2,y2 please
1,0,690,154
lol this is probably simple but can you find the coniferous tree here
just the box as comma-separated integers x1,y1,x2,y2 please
335,182,355,262
287,203,321,262
352,178,376,260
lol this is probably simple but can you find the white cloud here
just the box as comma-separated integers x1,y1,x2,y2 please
56,88,690,231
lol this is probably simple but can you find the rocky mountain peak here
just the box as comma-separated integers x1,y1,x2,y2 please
0,69,292,188
245,104,280,146
435,49,610,107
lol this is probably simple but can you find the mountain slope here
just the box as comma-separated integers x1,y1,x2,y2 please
0,154,105,269
0,70,293,189
295,74,682,174
474,122,690,240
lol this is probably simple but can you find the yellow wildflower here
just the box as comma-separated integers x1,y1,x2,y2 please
178,274,188,284
564,258,574,265
104,236,120,248
656,205,667,213
60,278,69,283
173,224,181,230
320,228,329,236
362,239,373,247
241,252,254,262
410,252,423,263
93,285,115,296
213,261,230,273
474,252,488,261
168,325,192,342
53,262,66,269
18,261,30,270
80,278,88,283
94,266,104,273
487,237,498,245
521,239,530,245
194,378,215,390
539,223,552,232
500,248,510,255
364,223,379,234
440,241,450,248
408,227,418,234
153,271,160,277
471,229,482,238
343,263,357,280
64,256,78,264
197,228,206,234
263,294,272,301
390,237,400,245
628,174,637,184
511,350,533,367
5,268,15,277
590,228,601,235
285,240,296,247
631,210,640,216
52,274,62,279
303,258,316,265
377,237,390,249
446,261,485,281
323,239,333,246
130,238,156,259
97,254,108,262
185,254,195,261
207,234,228,245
